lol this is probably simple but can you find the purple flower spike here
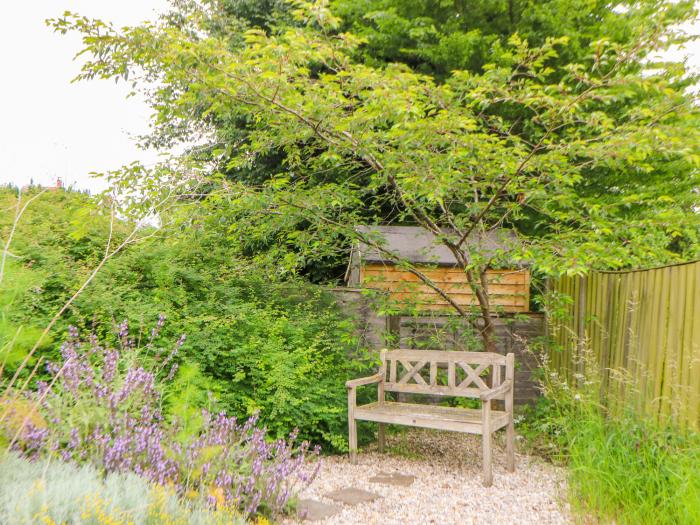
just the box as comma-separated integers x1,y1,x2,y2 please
10,316,321,520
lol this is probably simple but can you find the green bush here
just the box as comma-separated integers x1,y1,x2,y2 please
80,239,376,450
0,187,374,452
184,289,372,450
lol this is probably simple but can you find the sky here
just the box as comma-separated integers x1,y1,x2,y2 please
1,2,699,194
0,0,170,194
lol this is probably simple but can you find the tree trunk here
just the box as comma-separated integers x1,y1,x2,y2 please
465,267,497,353
442,241,498,353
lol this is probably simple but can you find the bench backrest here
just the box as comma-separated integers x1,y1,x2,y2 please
380,349,514,398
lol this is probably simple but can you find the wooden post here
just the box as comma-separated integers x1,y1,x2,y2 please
348,386,357,464
482,399,492,487
387,314,401,347
377,423,385,453
491,360,502,411
378,350,386,453
505,352,515,472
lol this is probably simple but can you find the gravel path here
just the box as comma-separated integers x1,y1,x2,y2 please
287,429,571,525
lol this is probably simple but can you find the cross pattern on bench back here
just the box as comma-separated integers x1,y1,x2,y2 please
382,349,507,398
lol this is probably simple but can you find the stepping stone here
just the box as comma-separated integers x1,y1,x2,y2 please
325,487,381,505
297,499,341,521
368,471,416,487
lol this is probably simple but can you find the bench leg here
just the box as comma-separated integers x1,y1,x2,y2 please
506,381,515,473
482,432,493,487
506,417,515,473
377,423,385,453
349,417,358,464
348,387,358,463
482,403,493,487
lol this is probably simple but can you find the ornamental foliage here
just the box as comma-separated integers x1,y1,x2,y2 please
0,187,372,450
2,323,319,519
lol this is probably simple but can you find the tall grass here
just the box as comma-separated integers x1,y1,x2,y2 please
566,412,700,524
521,347,700,525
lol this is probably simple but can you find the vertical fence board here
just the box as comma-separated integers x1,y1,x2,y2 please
665,266,684,425
681,267,693,428
687,264,700,430
653,267,671,420
629,270,645,415
645,266,662,419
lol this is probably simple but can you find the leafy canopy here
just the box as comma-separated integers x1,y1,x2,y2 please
51,0,700,280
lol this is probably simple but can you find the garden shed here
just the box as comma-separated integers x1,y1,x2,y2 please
345,226,530,313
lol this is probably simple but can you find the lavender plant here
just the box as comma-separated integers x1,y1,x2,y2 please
3,319,320,519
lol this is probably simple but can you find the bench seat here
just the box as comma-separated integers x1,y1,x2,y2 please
354,401,510,434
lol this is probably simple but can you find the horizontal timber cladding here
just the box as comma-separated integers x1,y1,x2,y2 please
548,260,700,432
360,264,530,313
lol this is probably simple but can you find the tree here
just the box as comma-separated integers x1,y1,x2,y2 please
331,0,693,77
51,0,700,350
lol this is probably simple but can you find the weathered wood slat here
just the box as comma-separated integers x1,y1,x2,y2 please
384,293,527,308
407,302,529,313
457,362,489,390
386,349,507,365
385,382,484,397
362,266,529,283
354,402,509,433
363,282,529,295
360,264,530,314
398,360,428,385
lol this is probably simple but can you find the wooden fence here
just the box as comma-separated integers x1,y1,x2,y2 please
548,261,700,431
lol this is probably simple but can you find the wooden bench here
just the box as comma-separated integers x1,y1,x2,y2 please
346,349,515,486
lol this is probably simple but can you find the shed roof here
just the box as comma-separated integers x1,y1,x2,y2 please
353,225,521,266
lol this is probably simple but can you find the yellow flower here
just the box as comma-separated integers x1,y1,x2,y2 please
0,396,47,439
208,486,226,508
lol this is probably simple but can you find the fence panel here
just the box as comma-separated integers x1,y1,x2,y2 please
549,261,700,431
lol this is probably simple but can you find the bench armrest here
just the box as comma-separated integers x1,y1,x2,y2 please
346,373,383,389
480,379,513,401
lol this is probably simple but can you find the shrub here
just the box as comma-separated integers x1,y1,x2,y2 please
1,323,319,520
183,288,373,451
0,188,374,451
80,255,376,451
